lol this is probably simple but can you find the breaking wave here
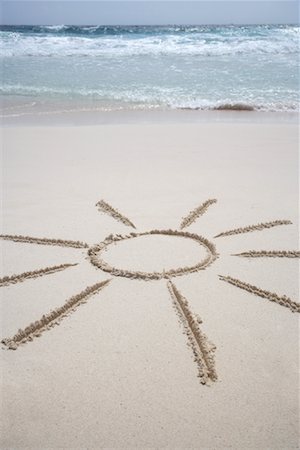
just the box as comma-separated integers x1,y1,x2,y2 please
1,25,298,114
1,84,298,113
1,24,299,57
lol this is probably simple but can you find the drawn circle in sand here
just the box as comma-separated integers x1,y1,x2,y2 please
88,230,218,280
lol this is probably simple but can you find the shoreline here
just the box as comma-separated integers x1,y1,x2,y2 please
1,107,298,126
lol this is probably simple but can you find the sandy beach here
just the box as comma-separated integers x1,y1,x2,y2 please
1,116,299,448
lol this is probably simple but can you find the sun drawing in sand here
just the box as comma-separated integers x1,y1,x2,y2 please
1,199,299,385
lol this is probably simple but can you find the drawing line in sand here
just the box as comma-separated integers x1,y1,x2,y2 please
96,200,136,229
0,263,78,287
2,198,298,385
0,234,88,249
167,280,217,384
214,220,292,238
233,250,300,258
1,279,111,350
180,199,217,229
88,229,218,280
219,275,300,313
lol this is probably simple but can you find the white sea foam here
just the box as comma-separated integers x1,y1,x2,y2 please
1,84,298,112
1,25,299,113
1,27,299,57
2,39,298,58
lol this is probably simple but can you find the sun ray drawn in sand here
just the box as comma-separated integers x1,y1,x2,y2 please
0,263,78,287
2,280,110,350
233,250,300,258
1,198,299,385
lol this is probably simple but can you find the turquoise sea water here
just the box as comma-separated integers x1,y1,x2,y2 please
0,25,299,114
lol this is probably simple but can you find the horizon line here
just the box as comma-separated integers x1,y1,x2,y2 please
1,22,298,26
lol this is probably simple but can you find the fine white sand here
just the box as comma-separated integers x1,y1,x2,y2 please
1,119,299,448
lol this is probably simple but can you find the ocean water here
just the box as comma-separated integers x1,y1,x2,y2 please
0,24,299,115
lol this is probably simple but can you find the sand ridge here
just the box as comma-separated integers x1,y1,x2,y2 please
214,220,292,238
0,263,78,287
233,250,300,258
219,275,300,313
0,234,89,248
1,279,111,350
167,280,217,385
96,200,136,229
88,229,218,280
180,199,217,229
